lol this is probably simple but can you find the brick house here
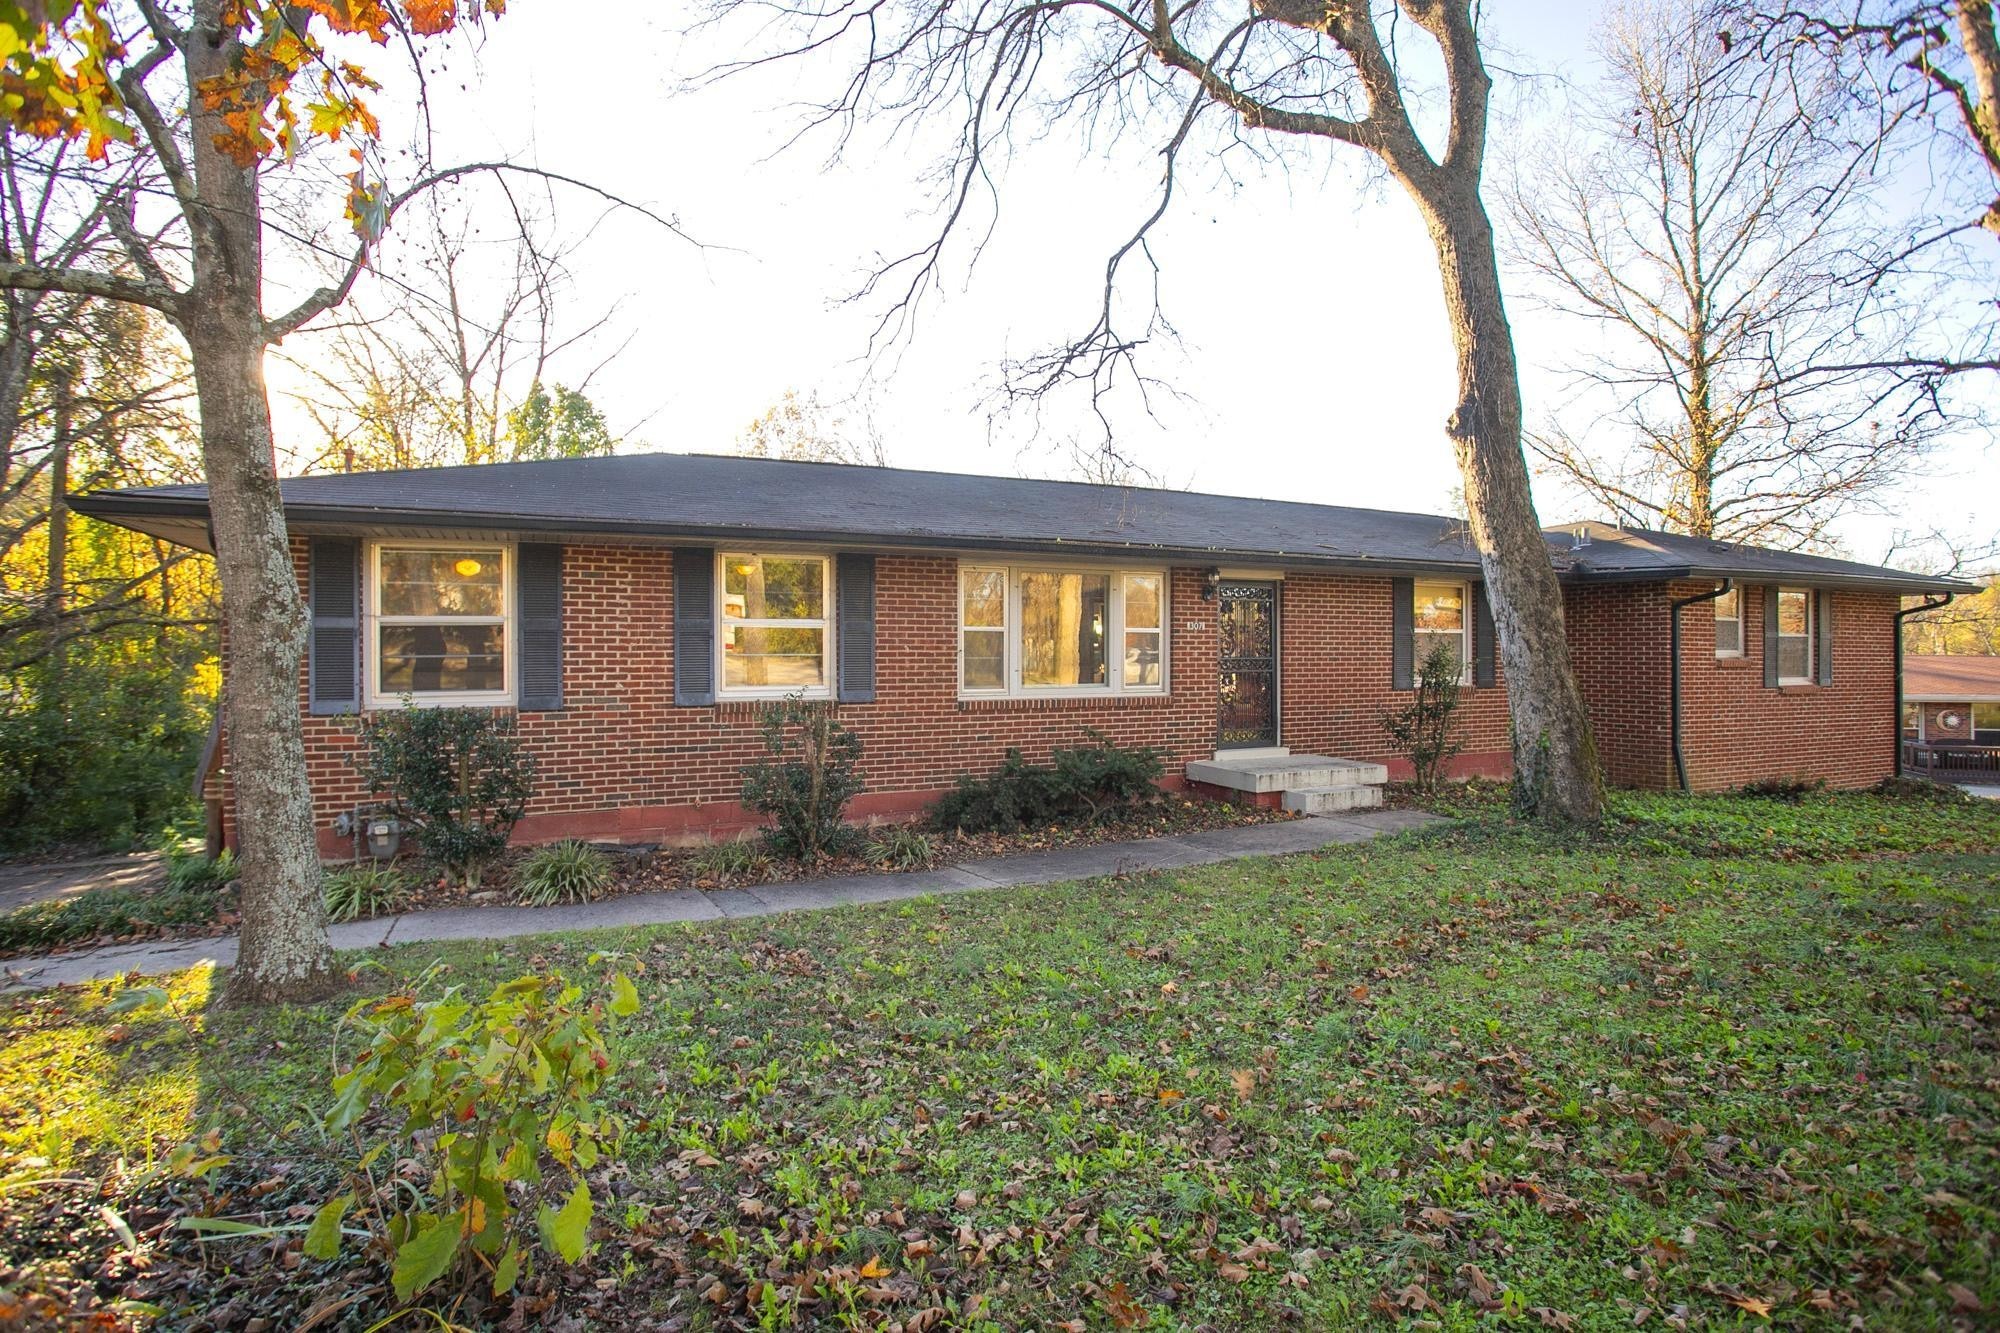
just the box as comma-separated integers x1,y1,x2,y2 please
73,453,1972,854
1901,656,2000,780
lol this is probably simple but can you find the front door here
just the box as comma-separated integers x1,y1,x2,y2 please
1216,580,1278,749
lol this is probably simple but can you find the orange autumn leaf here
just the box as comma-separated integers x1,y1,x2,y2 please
858,1254,891,1279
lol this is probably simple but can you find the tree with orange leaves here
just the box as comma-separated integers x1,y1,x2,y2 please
0,1,679,1001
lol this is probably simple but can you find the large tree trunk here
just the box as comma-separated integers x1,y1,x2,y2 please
1418,182,1604,822
186,4,334,1002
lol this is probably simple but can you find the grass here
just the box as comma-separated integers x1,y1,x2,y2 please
2,789,1997,1329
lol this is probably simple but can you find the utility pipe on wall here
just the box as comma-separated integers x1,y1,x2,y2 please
1669,580,1732,793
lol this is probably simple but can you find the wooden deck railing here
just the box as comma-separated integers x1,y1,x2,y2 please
1903,741,2000,778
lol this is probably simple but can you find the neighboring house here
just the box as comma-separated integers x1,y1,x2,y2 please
73,453,1972,854
1902,656,2000,776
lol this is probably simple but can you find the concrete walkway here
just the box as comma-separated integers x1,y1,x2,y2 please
0,851,165,915
0,808,1439,993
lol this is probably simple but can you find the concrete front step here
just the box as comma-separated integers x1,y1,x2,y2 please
1185,754,1390,794
1282,784,1385,814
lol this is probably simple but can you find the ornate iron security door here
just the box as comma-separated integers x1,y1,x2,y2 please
1216,581,1278,749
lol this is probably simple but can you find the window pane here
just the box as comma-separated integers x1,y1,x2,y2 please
1124,574,1161,631
963,569,1006,628
379,623,505,694
1974,703,2000,731
1414,630,1464,678
1778,637,1809,680
1415,582,1464,632
1777,589,1809,635
379,549,503,617
1713,587,1739,621
1020,571,1109,687
1715,619,1741,654
1902,703,1921,738
1124,630,1162,687
963,627,1005,689
722,625,825,688
723,555,824,620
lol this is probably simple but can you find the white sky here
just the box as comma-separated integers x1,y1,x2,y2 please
262,0,1997,570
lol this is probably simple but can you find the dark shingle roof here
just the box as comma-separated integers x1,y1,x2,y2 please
70,451,1972,593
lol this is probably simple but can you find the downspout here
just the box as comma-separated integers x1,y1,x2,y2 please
1670,580,1731,793
1893,593,1954,777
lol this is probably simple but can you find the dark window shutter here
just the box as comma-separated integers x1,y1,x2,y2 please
1391,576,1415,691
1762,584,1780,689
1471,580,1497,688
673,546,716,706
836,553,876,703
308,536,360,715
517,543,563,710
1815,589,1833,686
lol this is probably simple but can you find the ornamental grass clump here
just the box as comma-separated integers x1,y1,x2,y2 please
513,840,615,906
322,862,411,923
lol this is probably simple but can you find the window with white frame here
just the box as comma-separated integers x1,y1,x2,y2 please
718,553,831,695
959,564,1167,696
1713,586,1742,657
1775,587,1813,683
1413,581,1470,681
1901,702,1922,740
370,543,511,705
1975,703,2000,744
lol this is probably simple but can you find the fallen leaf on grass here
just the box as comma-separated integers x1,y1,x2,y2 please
1724,1293,1773,1318
858,1255,891,1279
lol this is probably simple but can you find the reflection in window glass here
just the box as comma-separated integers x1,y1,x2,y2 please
1021,571,1109,687
720,554,828,692
961,568,1007,690
374,546,508,699
1776,588,1812,681
1123,573,1162,688
1974,702,2000,743
1413,581,1467,678
1714,586,1741,655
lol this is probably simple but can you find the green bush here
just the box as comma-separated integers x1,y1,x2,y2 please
323,862,411,923
0,883,225,953
356,707,536,888
513,840,615,906
930,732,1164,834
740,695,864,860
1380,640,1466,795
866,825,935,869
687,839,771,883
162,842,238,894
317,969,636,1302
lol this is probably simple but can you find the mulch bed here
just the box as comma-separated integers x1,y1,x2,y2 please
1,800,1296,962
394,797,1298,914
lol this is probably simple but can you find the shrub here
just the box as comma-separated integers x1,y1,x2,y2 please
323,862,411,923
316,969,636,1302
867,825,936,869
1380,641,1465,796
0,884,224,953
513,840,615,906
930,732,1164,834
356,707,536,888
740,695,864,860
688,839,771,884
1872,775,1979,805
1738,775,1826,802
162,843,238,895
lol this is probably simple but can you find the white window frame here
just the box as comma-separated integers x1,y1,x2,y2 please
365,540,515,710
1901,702,1925,742
1776,586,1814,685
1713,586,1743,658
1412,580,1473,686
716,551,834,700
956,562,1170,699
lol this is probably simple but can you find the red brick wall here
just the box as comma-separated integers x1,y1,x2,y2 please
1276,572,1513,779
202,543,1904,855
1562,581,1899,791
1917,702,1973,741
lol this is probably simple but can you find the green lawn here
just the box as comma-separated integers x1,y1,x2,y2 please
3,788,1998,1329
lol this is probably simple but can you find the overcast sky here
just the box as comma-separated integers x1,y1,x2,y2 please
263,0,1996,569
